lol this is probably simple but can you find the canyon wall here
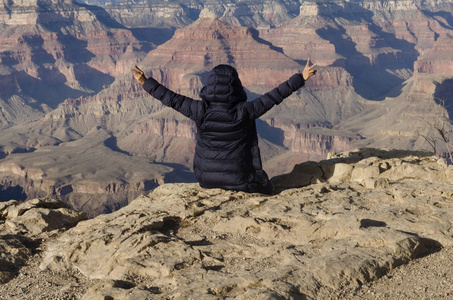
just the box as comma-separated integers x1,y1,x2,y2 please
1,0,453,215
76,0,302,29
0,0,147,127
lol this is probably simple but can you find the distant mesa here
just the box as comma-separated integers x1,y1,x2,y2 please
199,8,218,19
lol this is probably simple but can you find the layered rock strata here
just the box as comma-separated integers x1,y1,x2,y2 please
0,129,176,217
259,0,453,99
1,0,453,219
76,0,302,29
0,0,145,127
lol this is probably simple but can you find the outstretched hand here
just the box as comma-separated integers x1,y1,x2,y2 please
131,65,146,85
302,59,317,81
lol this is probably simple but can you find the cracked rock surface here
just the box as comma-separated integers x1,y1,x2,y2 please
36,149,453,299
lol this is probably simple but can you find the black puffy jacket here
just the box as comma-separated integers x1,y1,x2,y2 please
143,64,305,194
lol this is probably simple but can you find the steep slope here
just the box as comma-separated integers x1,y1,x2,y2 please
75,0,302,29
340,33,453,152
0,128,179,216
259,0,446,100
0,0,145,128
0,0,172,213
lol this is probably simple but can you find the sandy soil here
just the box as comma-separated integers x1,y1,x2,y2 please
0,241,98,300
1,245,452,299
340,246,453,300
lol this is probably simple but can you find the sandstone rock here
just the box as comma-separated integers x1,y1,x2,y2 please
40,149,453,298
5,198,64,219
273,148,438,190
0,197,86,283
321,162,354,184
2,198,86,231
0,235,32,284
362,177,390,189
0,200,18,218
271,161,324,190
7,207,86,236
81,280,153,300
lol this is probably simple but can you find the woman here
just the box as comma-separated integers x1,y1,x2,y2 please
131,60,317,194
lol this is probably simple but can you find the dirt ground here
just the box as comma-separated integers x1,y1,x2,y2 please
340,246,453,300
0,244,98,300
1,245,453,299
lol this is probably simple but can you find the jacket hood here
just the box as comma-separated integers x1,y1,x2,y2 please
199,64,247,105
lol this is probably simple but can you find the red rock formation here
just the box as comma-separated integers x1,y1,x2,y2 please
414,34,453,74
140,16,302,93
44,16,364,170
2,1,453,217
0,0,145,127
259,3,340,66
260,0,453,91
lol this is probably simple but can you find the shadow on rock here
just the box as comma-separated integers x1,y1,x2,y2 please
271,148,436,193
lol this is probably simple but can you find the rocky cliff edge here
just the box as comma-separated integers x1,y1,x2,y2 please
1,148,453,299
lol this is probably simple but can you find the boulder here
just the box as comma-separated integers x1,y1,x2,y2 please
272,148,439,190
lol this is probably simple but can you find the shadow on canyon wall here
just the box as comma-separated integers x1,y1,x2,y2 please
316,2,419,101
434,78,453,120
0,185,27,202
256,119,286,147
74,2,126,29
421,10,453,30
155,162,197,184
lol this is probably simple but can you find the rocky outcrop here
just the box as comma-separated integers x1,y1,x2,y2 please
77,0,302,29
415,34,453,75
271,148,445,189
0,197,85,283
36,148,453,299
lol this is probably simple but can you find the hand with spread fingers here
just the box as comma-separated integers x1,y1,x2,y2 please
302,58,317,81
131,65,147,85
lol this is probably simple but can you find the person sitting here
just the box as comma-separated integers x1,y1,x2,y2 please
131,60,317,194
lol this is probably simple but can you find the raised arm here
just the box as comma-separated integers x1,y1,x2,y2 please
244,59,317,119
131,65,200,121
